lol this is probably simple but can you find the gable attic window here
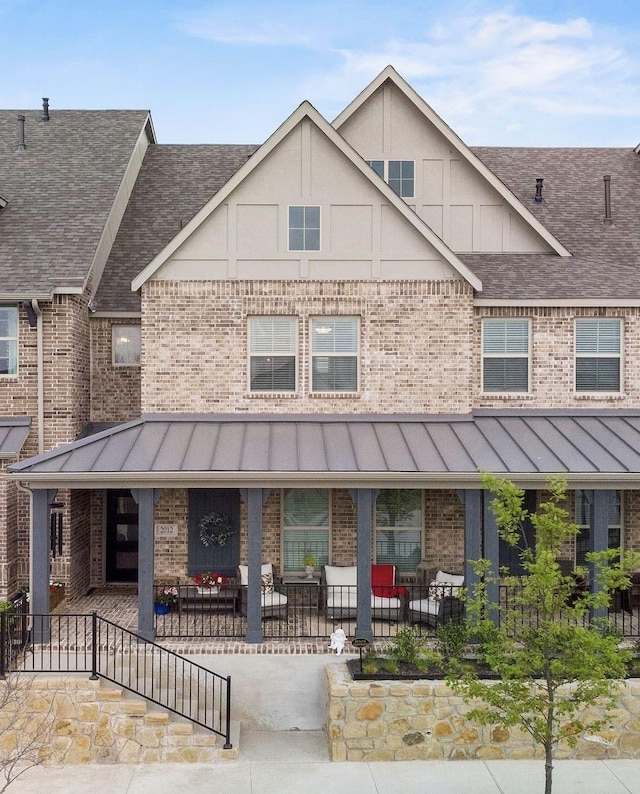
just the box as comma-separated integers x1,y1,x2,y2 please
249,317,297,392
288,206,320,251
482,318,530,392
311,317,359,393
0,307,18,376
575,318,621,392
366,160,415,198
112,325,141,366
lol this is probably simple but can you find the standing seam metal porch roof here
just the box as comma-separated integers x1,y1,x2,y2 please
0,418,31,459
7,411,640,489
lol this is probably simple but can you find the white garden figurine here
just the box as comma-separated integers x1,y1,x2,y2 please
329,628,347,655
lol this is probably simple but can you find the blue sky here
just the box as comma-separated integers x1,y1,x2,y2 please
1,0,640,146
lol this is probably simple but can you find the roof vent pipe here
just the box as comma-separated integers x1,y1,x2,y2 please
603,175,613,226
534,178,544,203
15,115,26,151
41,98,49,122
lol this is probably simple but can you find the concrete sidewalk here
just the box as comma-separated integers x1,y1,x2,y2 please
7,730,640,794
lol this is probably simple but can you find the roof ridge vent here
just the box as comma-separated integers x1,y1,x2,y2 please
534,178,544,203
14,115,26,152
603,174,613,226
41,98,50,122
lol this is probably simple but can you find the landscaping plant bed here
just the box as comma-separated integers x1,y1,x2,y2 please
346,657,499,680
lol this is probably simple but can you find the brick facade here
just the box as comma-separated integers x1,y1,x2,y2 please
90,317,141,422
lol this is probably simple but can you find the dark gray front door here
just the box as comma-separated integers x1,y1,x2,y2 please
106,490,139,582
499,490,537,576
188,489,241,579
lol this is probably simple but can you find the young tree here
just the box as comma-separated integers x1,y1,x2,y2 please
448,474,638,794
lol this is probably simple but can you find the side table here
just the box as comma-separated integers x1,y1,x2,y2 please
281,575,321,608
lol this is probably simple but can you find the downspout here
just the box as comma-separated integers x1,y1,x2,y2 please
31,299,44,454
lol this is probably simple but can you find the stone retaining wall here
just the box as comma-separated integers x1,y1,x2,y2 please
2,675,235,764
326,663,640,762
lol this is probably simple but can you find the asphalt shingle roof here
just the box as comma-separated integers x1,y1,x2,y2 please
469,147,640,300
0,108,149,297
96,144,258,311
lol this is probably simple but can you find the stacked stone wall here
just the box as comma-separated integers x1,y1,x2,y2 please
327,664,640,761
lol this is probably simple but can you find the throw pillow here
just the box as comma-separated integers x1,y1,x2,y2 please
261,572,274,594
428,580,453,600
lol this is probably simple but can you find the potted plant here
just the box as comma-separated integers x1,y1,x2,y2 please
303,554,316,579
154,586,178,615
193,572,228,593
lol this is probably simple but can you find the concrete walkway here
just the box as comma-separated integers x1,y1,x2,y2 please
8,731,640,794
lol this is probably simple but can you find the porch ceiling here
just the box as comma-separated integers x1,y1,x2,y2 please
0,417,31,459
7,410,640,490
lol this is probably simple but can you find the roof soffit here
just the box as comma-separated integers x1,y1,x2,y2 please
131,101,482,292
333,66,571,259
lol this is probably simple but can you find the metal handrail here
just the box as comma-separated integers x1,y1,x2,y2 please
0,611,232,748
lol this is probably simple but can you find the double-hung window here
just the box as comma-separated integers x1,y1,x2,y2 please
375,490,423,574
575,318,621,392
482,318,530,392
282,489,330,574
289,206,320,251
311,317,359,392
112,325,141,366
366,160,415,198
249,317,297,392
575,490,621,567
0,307,18,376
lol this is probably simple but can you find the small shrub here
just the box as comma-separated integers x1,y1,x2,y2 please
361,651,380,675
390,627,425,666
436,622,469,667
380,658,399,674
414,648,443,673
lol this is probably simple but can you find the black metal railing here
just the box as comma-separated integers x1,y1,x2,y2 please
151,581,640,641
0,612,232,747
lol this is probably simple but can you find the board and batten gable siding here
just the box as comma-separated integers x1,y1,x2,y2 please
337,79,552,255
151,117,459,283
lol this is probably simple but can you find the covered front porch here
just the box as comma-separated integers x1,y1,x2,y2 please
8,410,640,645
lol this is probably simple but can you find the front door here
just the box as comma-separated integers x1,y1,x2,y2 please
106,490,139,583
188,489,241,579
498,490,537,577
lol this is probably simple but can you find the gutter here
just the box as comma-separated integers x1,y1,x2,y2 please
31,300,44,453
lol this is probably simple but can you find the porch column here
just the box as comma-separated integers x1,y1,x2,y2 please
31,488,57,643
589,489,610,623
459,490,482,599
483,491,500,625
132,488,162,642
350,488,377,641
241,489,269,644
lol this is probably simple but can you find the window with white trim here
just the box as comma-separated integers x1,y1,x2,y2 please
311,317,359,392
375,490,423,574
288,206,320,251
575,318,621,392
249,317,297,392
112,325,141,366
366,160,415,198
282,489,330,574
482,318,530,392
0,307,18,375
574,490,621,568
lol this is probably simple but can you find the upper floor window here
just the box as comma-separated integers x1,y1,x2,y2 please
482,318,530,392
289,206,320,251
367,160,415,198
311,317,359,393
574,490,621,567
575,318,621,392
375,490,423,574
0,307,18,376
112,325,141,366
249,317,297,392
